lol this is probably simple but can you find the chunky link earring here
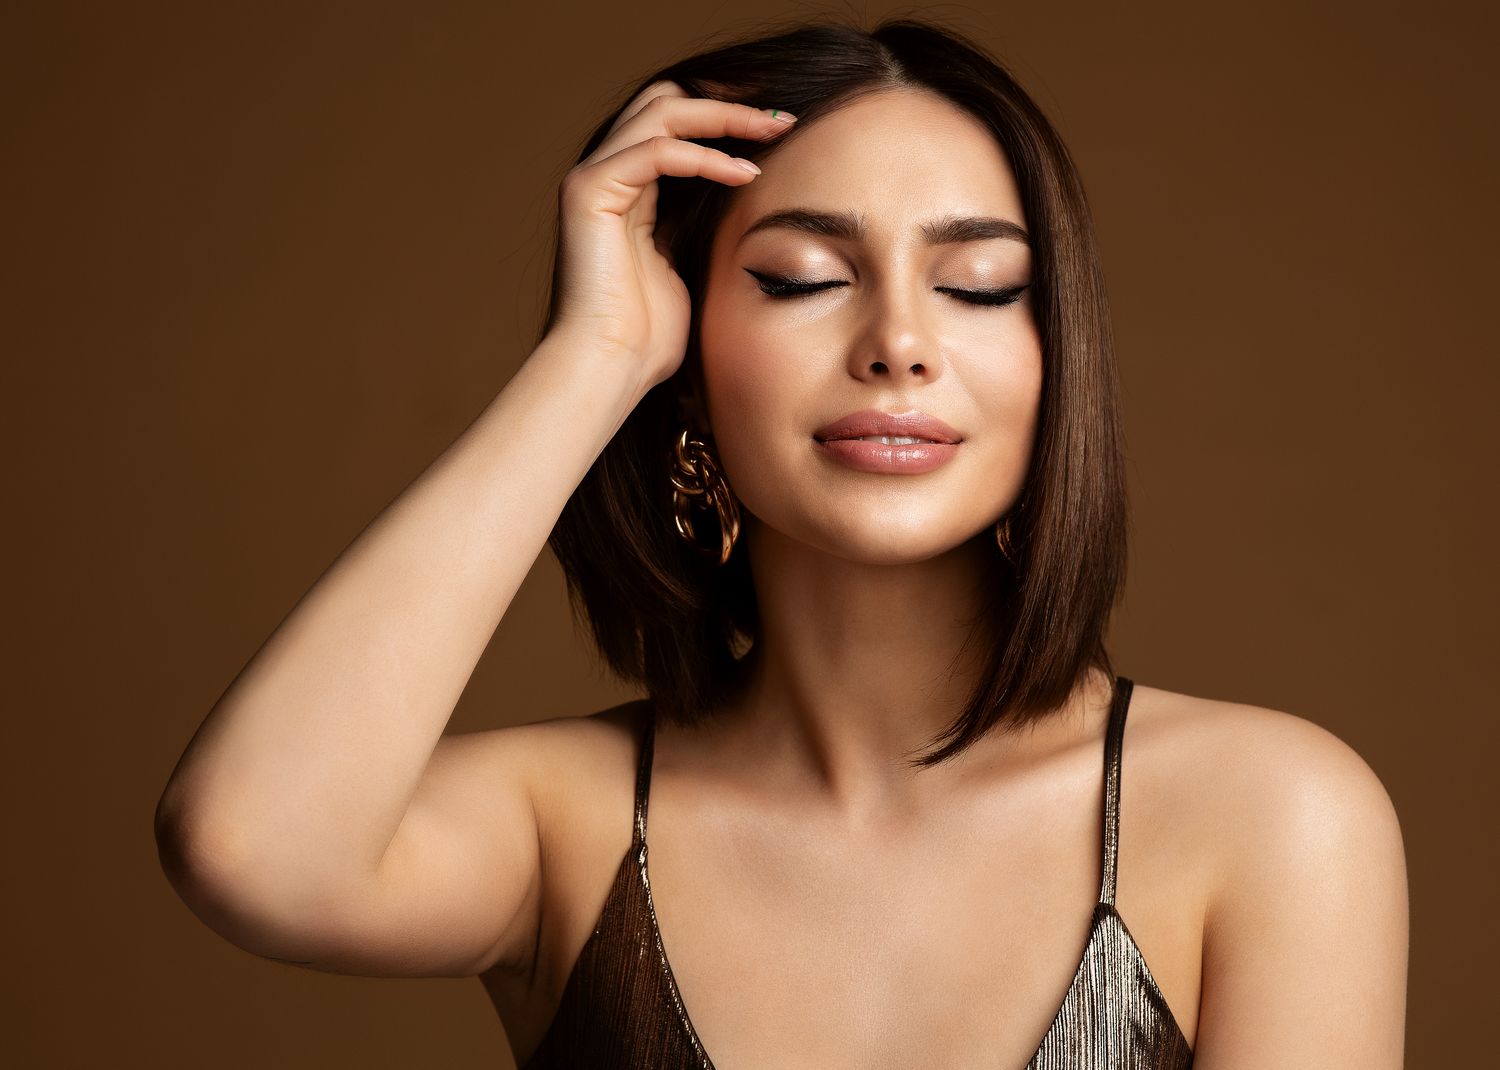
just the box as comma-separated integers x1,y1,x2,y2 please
996,516,1015,563
670,427,741,566
996,498,1026,565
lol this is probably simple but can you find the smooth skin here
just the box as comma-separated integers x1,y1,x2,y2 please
156,80,1409,1069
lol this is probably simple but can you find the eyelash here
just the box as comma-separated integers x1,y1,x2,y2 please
746,270,1030,307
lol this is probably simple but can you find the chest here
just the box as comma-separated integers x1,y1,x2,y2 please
637,806,1127,1069
498,706,1207,1069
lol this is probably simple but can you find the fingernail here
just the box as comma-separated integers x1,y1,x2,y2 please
732,158,762,174
766,109,798,123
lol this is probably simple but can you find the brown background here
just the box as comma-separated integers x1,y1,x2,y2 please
4,0,1492,1064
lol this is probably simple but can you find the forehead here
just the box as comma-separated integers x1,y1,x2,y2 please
719,87,1027,243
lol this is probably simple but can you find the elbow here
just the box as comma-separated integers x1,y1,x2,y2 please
155,778,207,892
154,774,248,898
154,782,256,938
153,782,290,953
153,781,364,964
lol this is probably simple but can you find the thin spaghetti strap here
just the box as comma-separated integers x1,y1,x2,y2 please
1099,674,1135,906
631,703,657,851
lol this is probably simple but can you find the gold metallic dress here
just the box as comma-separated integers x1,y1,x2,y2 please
518,675,1194,1068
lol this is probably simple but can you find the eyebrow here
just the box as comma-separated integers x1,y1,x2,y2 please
738,208,1030,247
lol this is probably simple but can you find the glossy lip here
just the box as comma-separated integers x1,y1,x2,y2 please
816,438,959,474
812,409,963,475
813,408,963,445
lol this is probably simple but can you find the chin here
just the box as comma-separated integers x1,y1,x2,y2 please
751,513,984,567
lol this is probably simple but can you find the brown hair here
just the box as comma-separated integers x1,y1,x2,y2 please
543,14,1127,767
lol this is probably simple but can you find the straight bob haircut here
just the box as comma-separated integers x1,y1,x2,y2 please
543,15,1128,768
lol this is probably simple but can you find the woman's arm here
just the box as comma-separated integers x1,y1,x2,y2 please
1192,710,1409,1067
153,334,647,975
153,83,795,977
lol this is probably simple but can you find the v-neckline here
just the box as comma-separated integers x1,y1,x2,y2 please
628,677,1193,1069
635,833,1190,1070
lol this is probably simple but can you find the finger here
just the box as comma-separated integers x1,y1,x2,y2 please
566,136,762,217
587,95,796,167
603,80,689,140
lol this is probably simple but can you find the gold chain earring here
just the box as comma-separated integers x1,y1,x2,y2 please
670,428,741,566
996,498,1025,564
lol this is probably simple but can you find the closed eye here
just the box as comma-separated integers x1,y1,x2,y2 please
746,270,1029,308
745,270,846,297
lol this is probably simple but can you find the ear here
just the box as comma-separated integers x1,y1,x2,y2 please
672,350,714,438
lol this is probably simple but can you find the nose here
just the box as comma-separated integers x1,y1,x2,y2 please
845,281,945,383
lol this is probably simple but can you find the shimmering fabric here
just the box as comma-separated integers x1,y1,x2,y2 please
519,675,1193,1069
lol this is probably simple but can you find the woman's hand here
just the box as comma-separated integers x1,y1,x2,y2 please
547,80,797,392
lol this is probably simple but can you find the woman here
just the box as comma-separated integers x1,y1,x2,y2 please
155,17,1409,1069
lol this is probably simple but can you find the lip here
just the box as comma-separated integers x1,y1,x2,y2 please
812,408,963,475
813,408,963,445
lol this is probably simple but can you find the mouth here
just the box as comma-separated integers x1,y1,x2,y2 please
836,434,944,445
813,408,963,445
811,409,963,475
814,436,960,475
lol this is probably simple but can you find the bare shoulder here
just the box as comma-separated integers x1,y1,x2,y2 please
509,697,649,844
426,697,645,850
1132,681,1409,1064
1135,683,1404,864
1131,682,1395,808
464,697,645,787
441,697,646,826
460,697,649,980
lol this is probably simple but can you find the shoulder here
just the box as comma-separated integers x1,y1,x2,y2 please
483,696,648,774
473,697,650,845
430,698,647,823
1139,684,1404,871
458,699,648,983
442,695,645,779
1134,682,1409,1063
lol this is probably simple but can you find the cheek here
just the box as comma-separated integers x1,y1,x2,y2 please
697,292,815,449
695,296,841,531
967,313,1044,421
1002,337,1045,428
1002,351,1045,478
948,316,1046,496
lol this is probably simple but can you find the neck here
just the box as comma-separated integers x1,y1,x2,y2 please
720,519,1044,814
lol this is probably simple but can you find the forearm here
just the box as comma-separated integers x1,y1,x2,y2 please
156,331,646,896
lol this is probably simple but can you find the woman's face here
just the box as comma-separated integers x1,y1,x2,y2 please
695,87,1043,565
